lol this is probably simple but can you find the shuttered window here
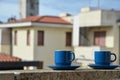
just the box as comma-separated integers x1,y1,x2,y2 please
38,31,44,46
94,31,106,47
66,32,72,46
14,30,17,45
27,30,30,46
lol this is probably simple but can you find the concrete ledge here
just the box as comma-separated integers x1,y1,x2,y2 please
0,69,120,80
0,73,14,80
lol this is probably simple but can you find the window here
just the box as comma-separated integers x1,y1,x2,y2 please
27,30,30,46
66,32,72,46
14,30,17,45
94,31,106,47
38,31,44,46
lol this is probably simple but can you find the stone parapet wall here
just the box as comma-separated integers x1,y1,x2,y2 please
0,69,120,80
0,73,14,80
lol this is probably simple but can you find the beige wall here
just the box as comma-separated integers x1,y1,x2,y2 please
75,26,120,65
101,10,120,25
87,27,114,48
33,26,73,68
77,7,120,27
78,10,101,26
111,25,120,64
12,26,73,68
79,10,119,27
12,28,34,60
76,27,115,61
73,7,120,65
0,45,10,55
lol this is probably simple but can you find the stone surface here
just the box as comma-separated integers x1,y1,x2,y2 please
0,69,120,80
0,73,14,80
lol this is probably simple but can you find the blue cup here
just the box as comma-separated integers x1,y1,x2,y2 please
55,50,75,66
95,51,117,65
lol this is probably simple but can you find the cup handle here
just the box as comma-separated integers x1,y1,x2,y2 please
110,53,117,62
70,51,75,62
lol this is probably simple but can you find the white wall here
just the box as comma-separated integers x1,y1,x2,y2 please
73,16,80,46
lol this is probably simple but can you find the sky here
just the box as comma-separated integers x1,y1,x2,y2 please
0,0,120,22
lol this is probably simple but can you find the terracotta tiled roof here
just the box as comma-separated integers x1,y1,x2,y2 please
0,53,21,62
15,16,72,25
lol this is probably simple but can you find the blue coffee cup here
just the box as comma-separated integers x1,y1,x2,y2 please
55,50,75,66
95,51,117,65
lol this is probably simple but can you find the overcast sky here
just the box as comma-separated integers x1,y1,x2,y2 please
0,0,120,22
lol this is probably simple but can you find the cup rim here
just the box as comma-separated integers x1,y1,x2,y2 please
55,50,72,52
95,51,110,53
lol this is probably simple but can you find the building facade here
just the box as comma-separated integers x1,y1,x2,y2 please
0,29,11,55
19,0,39,18
1,5,120,68
73,7,120,66
0,16,73,68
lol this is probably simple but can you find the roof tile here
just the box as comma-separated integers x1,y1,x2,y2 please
15,16,72,25
0,53,21,62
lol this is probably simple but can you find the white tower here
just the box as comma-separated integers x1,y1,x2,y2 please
19,0,39,19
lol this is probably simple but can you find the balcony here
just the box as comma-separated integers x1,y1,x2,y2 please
74,46,114,67
77,7,119,27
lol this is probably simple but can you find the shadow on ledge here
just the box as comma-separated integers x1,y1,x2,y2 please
0,61,43,70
